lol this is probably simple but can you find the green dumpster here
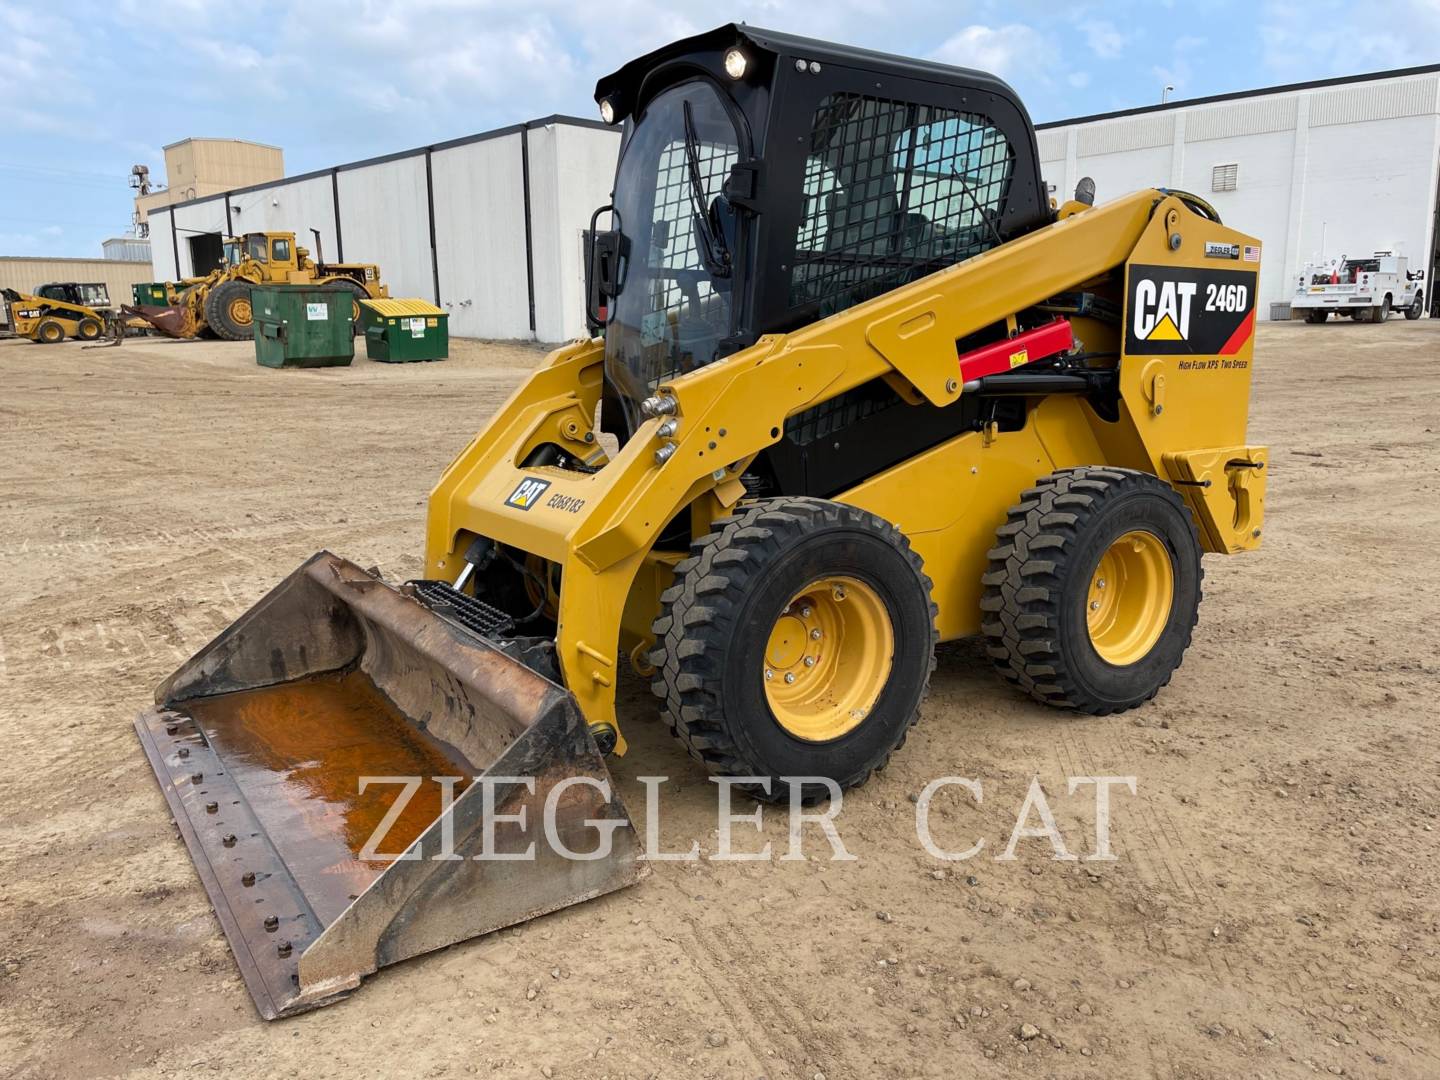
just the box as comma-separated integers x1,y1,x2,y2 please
359,298,449,362
133,282,172,306
251,284,355,368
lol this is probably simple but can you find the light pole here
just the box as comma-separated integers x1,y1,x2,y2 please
1162,85,1175,103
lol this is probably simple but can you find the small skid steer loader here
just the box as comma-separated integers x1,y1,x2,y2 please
136,25,1268,1018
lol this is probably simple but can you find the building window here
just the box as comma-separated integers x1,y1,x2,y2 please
1211,163,1239,193
789,93,1015,316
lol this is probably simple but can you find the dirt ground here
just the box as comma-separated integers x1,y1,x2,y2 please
1,321,1437,1080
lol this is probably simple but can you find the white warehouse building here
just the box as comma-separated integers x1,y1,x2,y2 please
148,64,1439,341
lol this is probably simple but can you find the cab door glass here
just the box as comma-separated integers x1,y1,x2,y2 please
789,93,1014,315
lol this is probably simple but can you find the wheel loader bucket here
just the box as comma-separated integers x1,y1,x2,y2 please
123,302,197,338
134,552,648,1019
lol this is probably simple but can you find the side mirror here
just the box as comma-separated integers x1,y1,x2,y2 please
1074,177,1096,206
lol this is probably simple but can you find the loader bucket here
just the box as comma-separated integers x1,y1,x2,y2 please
134,552,647,1019
123,302,197,338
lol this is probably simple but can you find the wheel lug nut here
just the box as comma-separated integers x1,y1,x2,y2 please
1096,578,1106,589
799,606,812,618
784,672,796,684
810,629,821,640
1090,600,1101,611
765,669,774,681
803,656,816,667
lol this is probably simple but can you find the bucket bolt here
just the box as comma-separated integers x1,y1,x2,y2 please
177,748,189,758
205,801,218,814
222,834,237,848
277,941,292,958
587,722,618,756
191,772,203,784
264,915,279,932
241,872,256,887
165,724,178,736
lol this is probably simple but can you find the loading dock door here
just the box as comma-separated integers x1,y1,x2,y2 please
188,233,224,276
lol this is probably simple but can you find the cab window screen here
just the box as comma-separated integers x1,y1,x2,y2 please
790,93,1014,314
272,239,291,262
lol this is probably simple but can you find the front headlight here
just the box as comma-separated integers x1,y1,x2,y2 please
599,98,616,125
723,48,748,80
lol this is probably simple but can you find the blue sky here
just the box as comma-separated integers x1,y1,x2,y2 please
2,0,1436,259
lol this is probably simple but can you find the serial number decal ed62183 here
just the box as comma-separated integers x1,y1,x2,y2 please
1125,264,1258,356
546,492,585,514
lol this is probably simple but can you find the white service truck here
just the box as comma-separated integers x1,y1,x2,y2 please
1292,252,1425,323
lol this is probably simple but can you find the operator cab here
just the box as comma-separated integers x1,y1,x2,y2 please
35,282,111,311
590,24,1050,441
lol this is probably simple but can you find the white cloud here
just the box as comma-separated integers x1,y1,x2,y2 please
1079,19,1126,60
1260,0,1440,77
931,24,1044,77
1151,34,1206,98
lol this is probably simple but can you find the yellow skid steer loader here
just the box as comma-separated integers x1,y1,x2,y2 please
137,25,1268,1018
3,285,110,343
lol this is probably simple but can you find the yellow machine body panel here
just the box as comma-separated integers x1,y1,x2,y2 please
424,190,1268,746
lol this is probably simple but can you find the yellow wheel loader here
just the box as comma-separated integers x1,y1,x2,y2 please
3,284,111,342
136,25,1268,1018
133,230,388,340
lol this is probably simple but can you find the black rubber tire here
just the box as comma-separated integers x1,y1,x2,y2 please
204,280,253,341
326,280,368,335
1372,297,1390,323
76,317,102,340
1405,293,1423,320
35,319,64,344
1303,309,1327,324
980,467,1203,715
650,497,937,805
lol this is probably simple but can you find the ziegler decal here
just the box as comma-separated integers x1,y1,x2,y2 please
1126,264,1258,356
1204,241,1240,260
504,477,551,510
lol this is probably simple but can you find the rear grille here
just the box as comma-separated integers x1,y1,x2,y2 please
407,580,514,638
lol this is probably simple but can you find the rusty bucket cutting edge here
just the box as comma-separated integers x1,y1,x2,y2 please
134,551,649,1019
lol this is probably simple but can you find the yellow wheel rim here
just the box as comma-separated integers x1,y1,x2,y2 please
1087,530,1174,666
230,296,253,326
41,324,60,342
352,298,362,321
764,575,894,742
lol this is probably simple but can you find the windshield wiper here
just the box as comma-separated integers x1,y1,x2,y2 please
682,99,731,278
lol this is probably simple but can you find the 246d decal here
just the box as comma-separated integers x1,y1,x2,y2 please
1126,264,1258,356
